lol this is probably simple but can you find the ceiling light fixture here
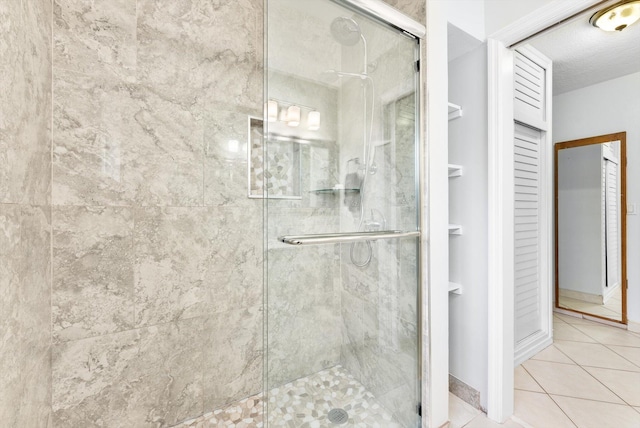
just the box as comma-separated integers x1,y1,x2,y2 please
590,0,640,31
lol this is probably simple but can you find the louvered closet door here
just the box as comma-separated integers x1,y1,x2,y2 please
605,159,620,289
514,52,546,130
514,123,543,343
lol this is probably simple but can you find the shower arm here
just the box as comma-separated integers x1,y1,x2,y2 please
360,33,369,167
360,34,368,75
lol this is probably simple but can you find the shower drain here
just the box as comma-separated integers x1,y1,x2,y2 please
328,408,349,425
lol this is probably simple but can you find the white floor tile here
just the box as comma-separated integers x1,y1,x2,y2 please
554,322,598,343
522,359,624,404
571,324,640,347
606,345,640,369
555,313,602,326
583,367,640,406
514,366,544,393
513,390,576,428
449,393,482,428
550,395,640,428
463,413,525,428
530,344,574,364
553,340,640,371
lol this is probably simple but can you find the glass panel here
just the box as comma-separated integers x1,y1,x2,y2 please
264,0,420,426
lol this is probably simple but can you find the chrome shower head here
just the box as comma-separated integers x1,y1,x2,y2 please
330,17,362,46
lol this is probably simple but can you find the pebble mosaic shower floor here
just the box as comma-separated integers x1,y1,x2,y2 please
174,365,403,427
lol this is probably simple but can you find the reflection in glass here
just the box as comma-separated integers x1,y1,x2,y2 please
265,0,421,426
556,135,626,322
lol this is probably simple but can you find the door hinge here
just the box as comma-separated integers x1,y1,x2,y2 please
417,402,422,416
415,59,420,72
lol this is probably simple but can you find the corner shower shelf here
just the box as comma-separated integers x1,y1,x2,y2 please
448,103,463,121
448,224,463,235
311,188,360,195
448,164,463,178
449,282,462,294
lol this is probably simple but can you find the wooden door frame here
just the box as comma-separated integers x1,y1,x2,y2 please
554,132,628,325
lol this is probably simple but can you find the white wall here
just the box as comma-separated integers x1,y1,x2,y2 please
553,71,640,323
448,42,489,409
557,145,602,296
446,0,486,41
484,0,555,35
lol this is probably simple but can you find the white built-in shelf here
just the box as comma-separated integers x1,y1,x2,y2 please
448,164,463,178
448,103,463,121
448,224,463,235
448,282,462,294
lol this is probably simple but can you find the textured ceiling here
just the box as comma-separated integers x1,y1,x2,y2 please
528,6,640,95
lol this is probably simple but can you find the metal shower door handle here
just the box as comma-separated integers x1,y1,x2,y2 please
278,230,420,246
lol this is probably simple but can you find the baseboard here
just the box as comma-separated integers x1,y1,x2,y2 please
515,329,552,366
449,374,483,411
603,282,621,304
559,288,603,304
628,320,640,333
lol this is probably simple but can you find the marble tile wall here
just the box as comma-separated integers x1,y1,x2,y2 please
265,58,343,389
266,207,342,386
2,0,428,427
0,0,53,426
50,0,265,426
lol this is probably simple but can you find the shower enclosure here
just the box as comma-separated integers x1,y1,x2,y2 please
263,0,424,426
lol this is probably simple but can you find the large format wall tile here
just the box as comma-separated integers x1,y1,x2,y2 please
53,69,204,207
208,206,263,273
0,0,52,205
267,302,341,387
52,317,203,427
134,207,214,327
340,240,419,424
0,204,52,427
0,0,53,425
210,267,262,314
53,0,137,82
136,0,262,111
135,0,205,106
203,305,263,411
197,0,263,113
204,109,257,208
134,206,262,327
52,206,135,342
383,0,425,27
267,245,341,386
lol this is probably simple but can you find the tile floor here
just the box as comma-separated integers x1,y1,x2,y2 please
558,286,623,321
451,312,640,428
174,365,404,427
177,312,640,428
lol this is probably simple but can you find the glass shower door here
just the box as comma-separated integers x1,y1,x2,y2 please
263,0,421,426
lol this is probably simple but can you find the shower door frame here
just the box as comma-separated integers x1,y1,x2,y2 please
264,0,427,425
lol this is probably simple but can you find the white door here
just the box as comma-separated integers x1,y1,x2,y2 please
512,47,553,365
604,157,620,290
514,123,543,343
